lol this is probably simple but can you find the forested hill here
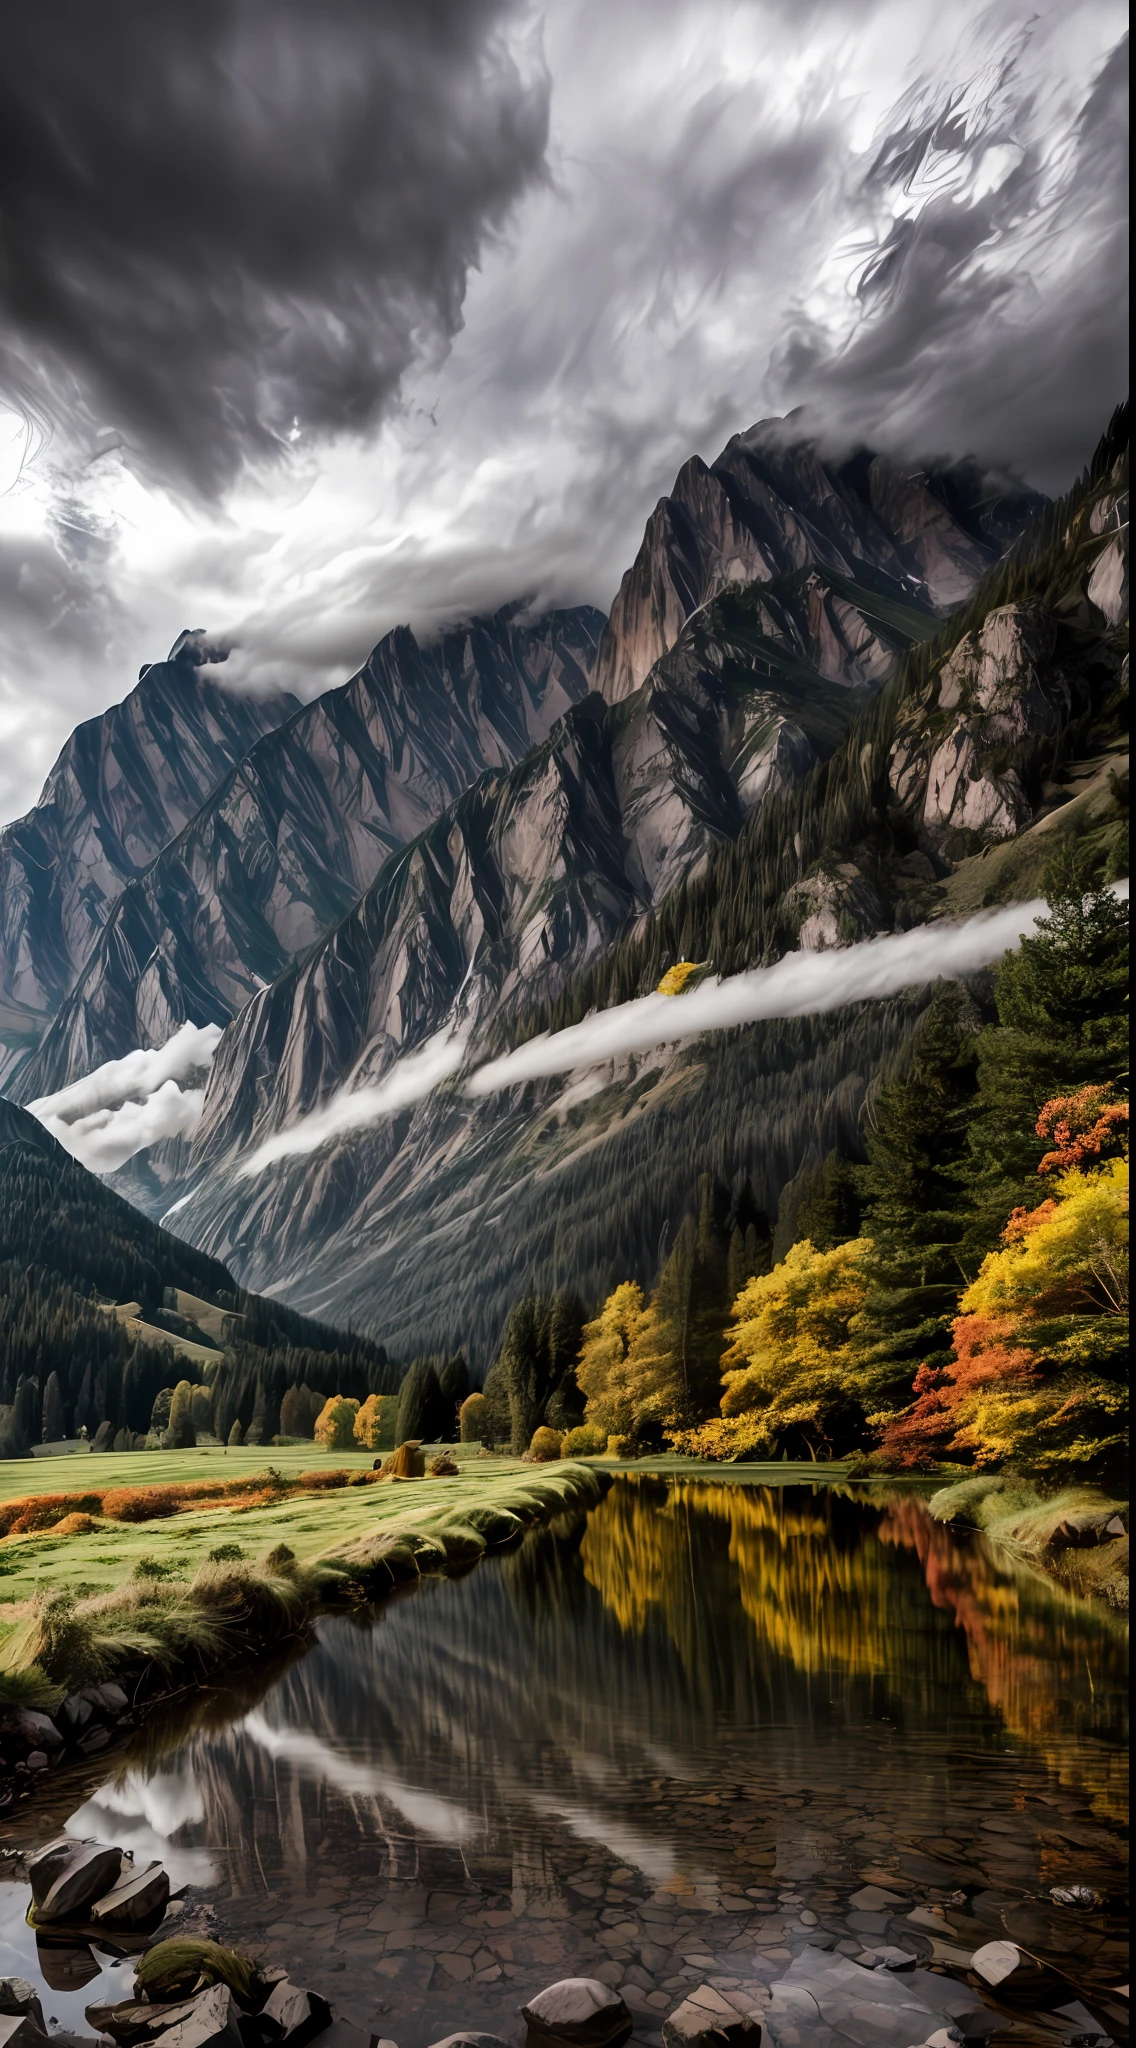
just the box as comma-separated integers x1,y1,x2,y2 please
0,1096,395,1455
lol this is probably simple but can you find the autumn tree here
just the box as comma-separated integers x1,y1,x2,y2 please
879,1159,1128,1478
576,1281,653,1441
314,1395,359,1451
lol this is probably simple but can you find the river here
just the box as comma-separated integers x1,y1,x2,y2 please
2,1478,1129,2046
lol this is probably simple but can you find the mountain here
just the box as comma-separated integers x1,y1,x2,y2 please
152,414,1127,1364
14,604,603,1100
0,1094,392,1454
592,420,1042,703
0,636,298,1090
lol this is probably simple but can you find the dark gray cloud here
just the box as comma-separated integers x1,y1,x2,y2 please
772,29,1130,491
0,0,549,494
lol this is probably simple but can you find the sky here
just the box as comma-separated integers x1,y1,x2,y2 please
0,0,1128,825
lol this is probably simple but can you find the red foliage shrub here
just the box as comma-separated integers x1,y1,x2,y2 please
876,1315,1038,1469
1036,1088,1128,1175
100,1486,181,1522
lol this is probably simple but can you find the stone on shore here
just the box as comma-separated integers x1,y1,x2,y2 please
762,1946,964,2048
662,1981,763,2045
147,1984,244,2048
521,1978,633,2048
29,1842,123,1923
90,1860,171,1930
259,1980,333,2045
0,2017,49,2048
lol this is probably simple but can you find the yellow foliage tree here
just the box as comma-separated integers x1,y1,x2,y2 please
313,1395,359,1451
353,1393,390,1450
880,1160,1128,1477
576,1282,657,1439
673,1238,872,1460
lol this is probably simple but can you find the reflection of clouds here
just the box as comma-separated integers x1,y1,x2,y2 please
240,1712,477,1842
69,1766,215,1888
531,1797,675,1883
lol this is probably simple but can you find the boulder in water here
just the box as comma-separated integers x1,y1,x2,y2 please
662,1982,763,2044
521,1978,633,2048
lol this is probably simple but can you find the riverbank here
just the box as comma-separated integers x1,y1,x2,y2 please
0,1455,610,1808
928,1475,1130,1609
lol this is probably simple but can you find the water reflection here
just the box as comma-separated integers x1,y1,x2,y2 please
63,1482,1130,2046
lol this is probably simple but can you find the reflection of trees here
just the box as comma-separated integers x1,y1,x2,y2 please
877,1497,1129,1821
117,1479,1127,1906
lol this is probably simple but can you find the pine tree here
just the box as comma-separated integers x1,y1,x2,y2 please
167,1380,197,1449
794,1153,862,1250
395,1357,447,1445
965,855,1129,1254
42,1370,66,1443
853,983,981,1402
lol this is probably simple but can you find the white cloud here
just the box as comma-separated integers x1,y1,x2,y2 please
27,1018,222,1173
236,1027,468,1178
466,899,1055,1094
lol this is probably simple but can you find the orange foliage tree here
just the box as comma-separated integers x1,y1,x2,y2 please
1035,1087,1128,1175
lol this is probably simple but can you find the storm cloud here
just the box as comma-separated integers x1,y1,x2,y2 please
0,0,549,495
0,0,1127,822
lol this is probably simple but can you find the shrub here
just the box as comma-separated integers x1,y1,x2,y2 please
428,1452,459,1476
208,1543,245,1563
167,1382,197,1450
382,1442,426,1478
314,1396,360,1451
227,1420,243,1447
527,1426,563,1462
353,1393,388,1450
101,1487,180,1523
190,1385,214,1434
132,1556,182,1581
562,1423,607,1457
459,1391,488,1442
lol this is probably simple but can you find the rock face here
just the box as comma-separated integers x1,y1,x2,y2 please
160,592,884,1266
520,1977,633,2048
593,421,1041,703
888,604,1075,850
0,639,298,1089
14,604,603,1099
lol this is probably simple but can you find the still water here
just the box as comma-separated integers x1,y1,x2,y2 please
6,1479,1131,2045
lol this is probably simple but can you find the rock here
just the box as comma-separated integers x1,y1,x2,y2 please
0,2016,50,2048
1050,1511,1126,1550
0,1987,44,2030
871,1948,917,1971
77,1725,112,1755
88,1682,130,1714
848,1886,907,1912
521,1978,633,2048
969,1941,1067,2007
57,1695,94,1737
147,1985,245,2048
86,2000,210,2046
661,1982,763,2045
259,1981,332,2045
762,1948,962,2048
25,1754,49,1773
426,2037,513,2048
89,1860,171,1930
8,1714,64,1757
917,2031,963,2047
1050,1886,1105,1909
30,1842,123,1923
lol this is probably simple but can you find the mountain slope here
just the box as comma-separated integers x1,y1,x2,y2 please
592,419,1042,703
15,604,603,1097
160,414,1127,1364
0,637,298,1088
0,1094,392,1451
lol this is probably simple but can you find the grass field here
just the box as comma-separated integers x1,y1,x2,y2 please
0,1445,941,1618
